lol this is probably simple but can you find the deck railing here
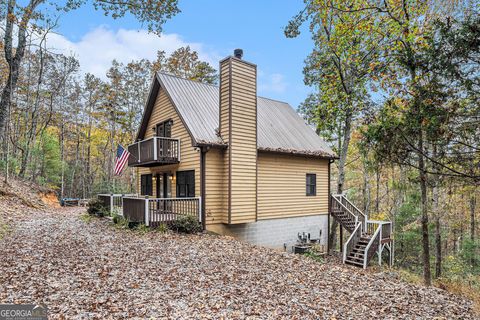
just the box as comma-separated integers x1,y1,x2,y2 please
127,137,180,166
363,220,393,268
148,197,200,227
121,196,201,227
98,193,138,214
366,220,392,241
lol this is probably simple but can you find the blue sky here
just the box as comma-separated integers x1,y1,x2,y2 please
51,0,313,108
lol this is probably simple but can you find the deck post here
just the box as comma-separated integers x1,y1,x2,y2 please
144,196,150,226
178,139,181,162
378,225,383,266
153,137,157,161
198,196,202,224
137,142,141,163
110,193,114,214
390,238,395,267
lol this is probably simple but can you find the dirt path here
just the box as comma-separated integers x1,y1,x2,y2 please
0,208,475,319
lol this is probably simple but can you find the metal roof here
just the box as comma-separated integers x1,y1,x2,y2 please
140,72,336,158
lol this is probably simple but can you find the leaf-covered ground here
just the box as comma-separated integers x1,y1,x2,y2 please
0,207,475,319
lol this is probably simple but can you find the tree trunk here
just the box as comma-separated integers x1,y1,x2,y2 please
0,0,39,135
418,128,431,286
375,167,380,215
435,215,441,278
432,147,441,279
362,161,370,216
471,195,476,242
60,122,65,200
328,110,353,253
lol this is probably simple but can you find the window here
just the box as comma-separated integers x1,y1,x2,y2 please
156,119,172,138
306,173,316,196
176,170,195,198
140,174,153,196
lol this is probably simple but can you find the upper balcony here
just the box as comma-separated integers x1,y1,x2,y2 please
128,137,180,167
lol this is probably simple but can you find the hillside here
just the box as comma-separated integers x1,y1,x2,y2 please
0,178,476,319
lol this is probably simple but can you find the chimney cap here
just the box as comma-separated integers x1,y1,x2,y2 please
233,49,243,59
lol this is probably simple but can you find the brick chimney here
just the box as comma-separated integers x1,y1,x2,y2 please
219,50,257,224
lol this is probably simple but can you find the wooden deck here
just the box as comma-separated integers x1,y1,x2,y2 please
114,196,201,227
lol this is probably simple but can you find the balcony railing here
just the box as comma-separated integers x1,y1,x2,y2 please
128,137,180,167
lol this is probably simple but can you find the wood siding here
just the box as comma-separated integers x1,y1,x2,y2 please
219,57,257,224
204,148,227,224
136,88,200,197
257,152,329,220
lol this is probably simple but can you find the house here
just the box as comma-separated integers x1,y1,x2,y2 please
105,49,393,267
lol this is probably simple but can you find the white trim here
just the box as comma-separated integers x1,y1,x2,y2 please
153,136,158,161
144,198,150,226
122,195,200,202
198,196,202,223
98,193,137,197
178,139,181,162
343,222,362,263
363,226,382,269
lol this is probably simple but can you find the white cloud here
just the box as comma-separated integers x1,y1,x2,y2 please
45,26,220,79
42,26,289,97
258,72,288,94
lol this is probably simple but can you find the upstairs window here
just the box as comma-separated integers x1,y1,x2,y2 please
156,119,172,138
306,173,317,196
177,170,195,198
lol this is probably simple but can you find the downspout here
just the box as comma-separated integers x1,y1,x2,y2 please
327,159,333,253
200,146,209,231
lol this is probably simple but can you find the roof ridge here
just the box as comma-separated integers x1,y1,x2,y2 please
156,71,219,88
157,71,291,106
257,95,290,105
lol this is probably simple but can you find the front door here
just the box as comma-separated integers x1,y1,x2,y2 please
156,173,173,214
156,173,172,198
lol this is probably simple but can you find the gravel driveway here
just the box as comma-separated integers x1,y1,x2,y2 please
0,208,475,319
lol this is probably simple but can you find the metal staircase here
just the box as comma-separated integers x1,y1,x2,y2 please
331,194,394,269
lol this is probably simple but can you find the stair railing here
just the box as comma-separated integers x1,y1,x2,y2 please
338,195,368,231
331,195,358,226
343,222,362,263
363,224,382,269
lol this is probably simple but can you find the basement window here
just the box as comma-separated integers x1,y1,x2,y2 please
306,173,316,196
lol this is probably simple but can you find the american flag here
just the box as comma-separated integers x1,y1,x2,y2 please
114,145,130,176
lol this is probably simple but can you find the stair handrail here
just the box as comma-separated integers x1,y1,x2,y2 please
343,221,362,263
341,196,368,226
363,224,382,269
332,194,368,230
331,195,358,226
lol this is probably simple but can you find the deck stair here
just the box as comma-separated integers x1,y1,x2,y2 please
330,194,394,269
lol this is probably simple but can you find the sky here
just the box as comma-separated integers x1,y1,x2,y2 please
47,0,314,108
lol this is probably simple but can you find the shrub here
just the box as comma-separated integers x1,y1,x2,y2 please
303,244,325,263
80,213,93,223
169,215,202,234
87,198,108,217
135,223,149,234
112,214,130,229
112,213,122,224
156,223,168,233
